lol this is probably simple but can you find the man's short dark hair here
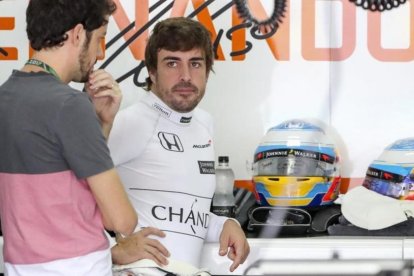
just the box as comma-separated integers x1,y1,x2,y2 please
26,0,117,51
144,17,214,91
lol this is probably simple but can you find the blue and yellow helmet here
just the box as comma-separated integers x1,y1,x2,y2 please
252,119,341,208
363,138,414,200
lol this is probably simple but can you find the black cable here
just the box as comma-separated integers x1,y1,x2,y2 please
233,0,287,33
349,0,408,11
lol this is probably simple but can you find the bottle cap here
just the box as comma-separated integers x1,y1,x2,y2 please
218,156,229,163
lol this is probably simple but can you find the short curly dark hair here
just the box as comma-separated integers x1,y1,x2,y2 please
144,17,214,91
26,0,117,51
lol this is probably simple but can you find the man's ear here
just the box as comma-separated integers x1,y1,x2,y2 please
70,23,85,47
149,70,156,84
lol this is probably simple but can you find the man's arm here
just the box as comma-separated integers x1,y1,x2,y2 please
87,168,137,236
85,69,122,139
206,214,250,272
218,219,250,272
111,227,170,266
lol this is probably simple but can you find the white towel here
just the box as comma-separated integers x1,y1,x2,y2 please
341,186,414,230
113,258,210,276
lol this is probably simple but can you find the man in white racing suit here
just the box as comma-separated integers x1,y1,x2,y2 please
108,17,250,275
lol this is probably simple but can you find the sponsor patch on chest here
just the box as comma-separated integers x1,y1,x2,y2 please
198,161,215,174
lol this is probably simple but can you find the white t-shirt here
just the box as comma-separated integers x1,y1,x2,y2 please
108,92,227,267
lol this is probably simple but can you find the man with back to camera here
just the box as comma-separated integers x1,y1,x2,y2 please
0,0,138,275
108,17,250,275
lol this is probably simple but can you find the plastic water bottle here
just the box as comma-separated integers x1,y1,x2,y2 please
211,156,236,218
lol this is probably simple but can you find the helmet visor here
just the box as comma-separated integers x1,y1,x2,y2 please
363,167,414,199
253,148,336,177
362,176,408,199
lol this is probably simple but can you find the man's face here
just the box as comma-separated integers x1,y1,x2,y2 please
149,48,209,113
76,24,108,83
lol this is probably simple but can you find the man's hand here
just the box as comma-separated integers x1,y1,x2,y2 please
219,219,250,272
84,69,122,138
112,227,170,266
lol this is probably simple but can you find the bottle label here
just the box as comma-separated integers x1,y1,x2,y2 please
211,206,235,218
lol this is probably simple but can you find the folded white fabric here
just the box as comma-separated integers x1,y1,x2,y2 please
113,258,211,276
341,186,414,230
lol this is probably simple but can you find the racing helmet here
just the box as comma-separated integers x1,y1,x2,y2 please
252,119,341,208
362,138,414,200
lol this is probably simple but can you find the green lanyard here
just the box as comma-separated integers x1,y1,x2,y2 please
25,59,60,81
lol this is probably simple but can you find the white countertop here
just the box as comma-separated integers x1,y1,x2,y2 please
200,237,414,275
2,236,414,275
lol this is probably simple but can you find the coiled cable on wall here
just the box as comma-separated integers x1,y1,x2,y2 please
233,0,287,33
349,0,408,11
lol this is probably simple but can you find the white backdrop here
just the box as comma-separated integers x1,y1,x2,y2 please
1,0,414,188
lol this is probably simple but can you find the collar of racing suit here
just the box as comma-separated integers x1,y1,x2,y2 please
145,92,194,125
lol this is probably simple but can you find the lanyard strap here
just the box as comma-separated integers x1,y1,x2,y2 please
25,59,60,80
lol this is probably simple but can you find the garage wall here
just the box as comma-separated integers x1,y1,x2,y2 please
1,0,414,189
